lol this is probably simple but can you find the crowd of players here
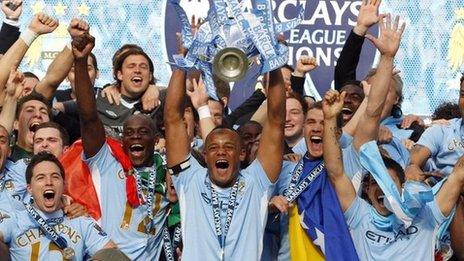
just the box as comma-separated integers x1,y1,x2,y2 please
0,0,464,260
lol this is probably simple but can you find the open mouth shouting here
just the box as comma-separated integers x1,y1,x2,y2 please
341,107,353,122
43,189,56,208
307,135,323,158
215,159,230,175
129,143,145,158
377,194,385,207
131,76,143,87
29,122,41,133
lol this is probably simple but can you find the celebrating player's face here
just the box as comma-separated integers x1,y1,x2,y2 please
340,84,364,125
27,161,64,213
365,169,402,216
304,108,324,159
15,100,50,150
122,115,156,167
204,129,245,188
117,54,151,98
33,127,65,158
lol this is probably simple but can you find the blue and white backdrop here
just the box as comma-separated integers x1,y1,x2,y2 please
12,0,464,116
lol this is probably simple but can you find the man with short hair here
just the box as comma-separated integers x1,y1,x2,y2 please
11,93,51,161
31,122,70,161
284,92,308,155
73,27,170,260
164,58,286,260
96,47,158,138
0,152,123,260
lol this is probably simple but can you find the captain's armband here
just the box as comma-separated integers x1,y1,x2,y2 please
168,157,191,175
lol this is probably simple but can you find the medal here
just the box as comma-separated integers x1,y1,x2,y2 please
63,247,75,260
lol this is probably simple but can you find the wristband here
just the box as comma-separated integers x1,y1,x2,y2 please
4,18,20,27
197,104,211,120
19,28,38,47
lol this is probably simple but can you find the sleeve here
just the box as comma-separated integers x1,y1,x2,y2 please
243,159,274,194
344,197,370,229
223,90,266,128
0,209,15,244
81,217,112,256
171,155,205,192
290,75,305,96
339,132,353,149
291,139,307,155
334,30,366,90
342,144,363,180
416,125,443,157
275,161,296,195
82,142,117,177
423,199,447,227
0,22,20,55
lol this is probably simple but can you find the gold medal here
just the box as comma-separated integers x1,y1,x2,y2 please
63,247,75,260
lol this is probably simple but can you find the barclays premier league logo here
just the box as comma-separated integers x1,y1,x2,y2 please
163,0,378,101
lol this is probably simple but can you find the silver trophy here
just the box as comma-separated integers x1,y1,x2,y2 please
170,0,304,99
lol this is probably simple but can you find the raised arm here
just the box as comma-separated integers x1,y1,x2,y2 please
34,47,73,100
435,156,464,216
0,65,24,133
72,26,105,157
164,69,189,167
291,55,317,95
186,78,215,141
353,14,405,150
35,19,91,100
256,69,285,182
334,0,381,89
0,0,23,59
322,90,356,211
0,13,58,104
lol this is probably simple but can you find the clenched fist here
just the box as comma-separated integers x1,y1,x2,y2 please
28,12,59,35
68,18,89,39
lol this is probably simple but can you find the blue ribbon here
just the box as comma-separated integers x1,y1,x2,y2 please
24,203,68,249
169,0,304,100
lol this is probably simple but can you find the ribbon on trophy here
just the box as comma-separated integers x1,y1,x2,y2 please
169,0,304,100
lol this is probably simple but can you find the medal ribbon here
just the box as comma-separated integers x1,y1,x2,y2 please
24,203,68,249
134,167,157,221
162,224,182,261
210,178,240,260
284,157,325,203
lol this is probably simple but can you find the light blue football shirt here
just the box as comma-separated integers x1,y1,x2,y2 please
381,116,413,141
0,201,110,261
344,197,445,261
2,159,29,202
291,138,306,155
83,142,169,260
417,118,464,176
380,136,410,169
172,156,274,260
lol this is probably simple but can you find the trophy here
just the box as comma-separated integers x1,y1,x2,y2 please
169,0,304,100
